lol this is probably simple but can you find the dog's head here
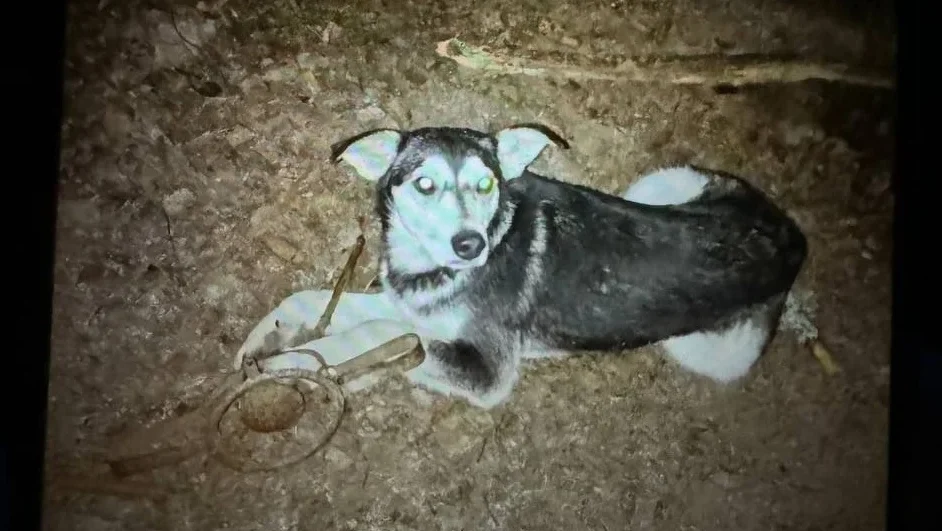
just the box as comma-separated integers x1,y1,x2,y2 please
330,124,568,273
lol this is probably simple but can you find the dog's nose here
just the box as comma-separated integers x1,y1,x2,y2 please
451,230,486,260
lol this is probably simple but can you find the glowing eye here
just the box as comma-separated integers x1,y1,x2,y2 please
414,176,436,195
476,176,495,194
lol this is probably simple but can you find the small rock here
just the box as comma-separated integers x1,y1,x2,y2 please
783,123,824,147
248,205,278,237
713,36,735,50
297,52,329,70
323,446,354,469
150,13,217,69
263,237,302,264
238,76,270,101
201,273,247,306
710,470,734,488
364,406,389,428
262,65,298,83
300,71,322,95
431,415,479,460
322,21,342,44
355,105,387,123
162,188,196,216
561,36,580,47
102,106,134,143
226,125,254,148
410,387,437,406
58,199,101,227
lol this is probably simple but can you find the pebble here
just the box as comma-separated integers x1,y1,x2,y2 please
163,188,196,216
323,446,354,470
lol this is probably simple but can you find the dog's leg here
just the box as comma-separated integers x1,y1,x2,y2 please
235,290,405,369
259,318,420,392
660,293,786,383
405,337,520,409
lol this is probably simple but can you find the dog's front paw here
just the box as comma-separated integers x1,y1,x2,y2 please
234,290,337,369
234,313,306,369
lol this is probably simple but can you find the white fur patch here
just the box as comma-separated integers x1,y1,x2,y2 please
406,353,520,409
496,126,555,179
516,205,547,314
456,156,493,187
660,318,769,383
520,342,571,360
623,166,710,206
389,154,497,271
337,130,401,181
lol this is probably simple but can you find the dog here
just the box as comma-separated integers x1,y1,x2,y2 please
235,124,808,409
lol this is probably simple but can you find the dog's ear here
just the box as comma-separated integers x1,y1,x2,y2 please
330,129,403,182
495,123,569,180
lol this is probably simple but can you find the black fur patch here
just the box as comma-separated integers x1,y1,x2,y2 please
384,266,456,296
498,122,571,150
386,127,504,186
427,339,496,391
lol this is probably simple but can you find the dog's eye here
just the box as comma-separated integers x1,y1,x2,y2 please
414,176,436,195
476,176,495,194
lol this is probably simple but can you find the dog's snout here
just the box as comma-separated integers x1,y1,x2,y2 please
451,230,486,260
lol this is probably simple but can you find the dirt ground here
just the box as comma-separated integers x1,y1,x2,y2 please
46,0,896,529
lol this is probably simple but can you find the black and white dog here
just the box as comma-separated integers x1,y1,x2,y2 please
235,124,808,408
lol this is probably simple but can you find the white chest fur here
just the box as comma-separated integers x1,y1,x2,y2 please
384,286,472,342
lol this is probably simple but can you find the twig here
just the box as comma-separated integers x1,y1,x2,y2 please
483,493,499,527
435,38,895,89
163,2,232,93
476,436,488,463
809,339,841,376
158,204,186,287
49,475,170,501
311,217,368,338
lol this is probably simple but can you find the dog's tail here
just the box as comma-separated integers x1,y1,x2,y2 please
660,293,785,383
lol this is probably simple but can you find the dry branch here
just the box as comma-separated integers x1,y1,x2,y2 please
435,38,895,90
809,339,841,376
311,217,368,338
49,474,171,501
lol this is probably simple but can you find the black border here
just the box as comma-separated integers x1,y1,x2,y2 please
6,0,66,530
886,1,936,529
2,2,931,531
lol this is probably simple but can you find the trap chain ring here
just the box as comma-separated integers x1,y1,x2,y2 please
207,368,345,473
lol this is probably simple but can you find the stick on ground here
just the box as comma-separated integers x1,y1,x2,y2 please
312,224,367,338
435,38,895,90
